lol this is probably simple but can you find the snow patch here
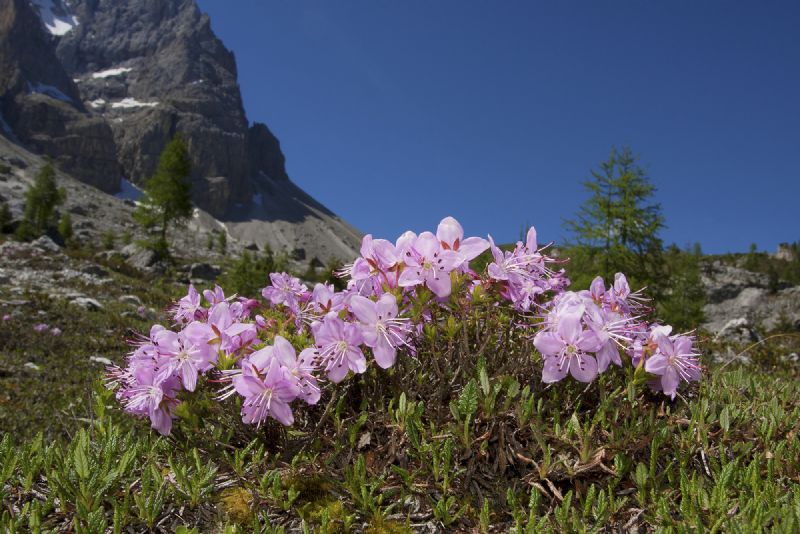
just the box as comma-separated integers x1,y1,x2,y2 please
28,82,72,103
89,98,106,109
111,98,159,109
91,67,133,79
115,178,144,202
29,0,79,36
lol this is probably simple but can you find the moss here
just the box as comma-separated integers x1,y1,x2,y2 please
365,516,414,534
218,487,253,524
298,498,347,532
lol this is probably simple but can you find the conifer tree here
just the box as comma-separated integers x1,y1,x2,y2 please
134,135,193,256
563,147,664,288
58,212,73,243
0,201,11,232
24,162,65,235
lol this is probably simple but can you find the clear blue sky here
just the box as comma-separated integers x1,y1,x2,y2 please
196,0,799,254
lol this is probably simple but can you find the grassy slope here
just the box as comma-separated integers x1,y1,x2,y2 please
1,245,799,532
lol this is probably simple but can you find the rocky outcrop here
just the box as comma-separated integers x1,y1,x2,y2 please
52,0,284,217
702,260,800,334
0,0,120,191
1,0,361,262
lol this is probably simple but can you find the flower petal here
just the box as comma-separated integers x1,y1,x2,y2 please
533,332,565,358
569,354,598,383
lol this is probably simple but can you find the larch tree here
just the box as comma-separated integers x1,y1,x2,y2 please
134,135,193,257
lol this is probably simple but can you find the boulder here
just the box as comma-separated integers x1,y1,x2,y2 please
119,294,143,307
81,264,109,278
31,235,61,253
189,262,220,280
126,248,158,270
714,318,761,344
69,296,103,311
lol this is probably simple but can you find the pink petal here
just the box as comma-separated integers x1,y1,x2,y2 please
376,293,398,319
533,332,565,358
398,268,424,287
569,354,598,383
458,236,490,261
349,295,378,325
660,367,679,398
425,272,452,298
181,363,198,392
556,313,583,345
526,226,537,251
414,232,440,259
436,216,463,247
372,339,396,369
272,335,297,365
542,358,568,383
348,349,367,374
269,400,294,426
645,354,669,374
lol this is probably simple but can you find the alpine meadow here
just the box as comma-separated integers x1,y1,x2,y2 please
1,1,799,533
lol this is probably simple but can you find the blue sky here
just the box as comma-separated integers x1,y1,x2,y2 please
196,1,799,254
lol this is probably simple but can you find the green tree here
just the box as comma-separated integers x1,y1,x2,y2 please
656,244,705,330
219,247,288,297
217,230,227,255
134,136,193,256
563,147,665,289
23,162,65,236
0,200,11,232
58,212,73,243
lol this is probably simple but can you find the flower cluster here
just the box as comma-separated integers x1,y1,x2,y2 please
109,217,702,435
533,273,699,392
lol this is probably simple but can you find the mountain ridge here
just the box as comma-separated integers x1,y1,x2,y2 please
0,0,360,262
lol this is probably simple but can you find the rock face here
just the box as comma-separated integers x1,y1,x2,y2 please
702,260,800,334
0,0,361,262
0,0,120,191
54,0,253,214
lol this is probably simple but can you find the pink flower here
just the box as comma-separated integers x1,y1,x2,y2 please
153,322,217,391
313,313,366,383
33,323,49,333
435,216,489,266
533,312,602,383
398,232,460,298
233,357,301,426
50,327,62,336
261,273,309,314
645,334,701,399
174,284,205,323
119,365,181,436
349,294,411,369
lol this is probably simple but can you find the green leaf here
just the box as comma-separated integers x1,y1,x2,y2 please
719,406,730,433
458,380,479,419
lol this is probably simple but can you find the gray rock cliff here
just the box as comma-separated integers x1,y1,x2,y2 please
0,0,361,262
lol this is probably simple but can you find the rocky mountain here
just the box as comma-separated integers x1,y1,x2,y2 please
0,0,361,262
0,0,119,190
702,257,800,345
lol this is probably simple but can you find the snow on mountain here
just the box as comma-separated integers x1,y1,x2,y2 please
110,98,158,109
28,0,78,36
91,67,132,79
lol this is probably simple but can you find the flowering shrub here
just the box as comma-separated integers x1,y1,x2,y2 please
109,216,702,435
